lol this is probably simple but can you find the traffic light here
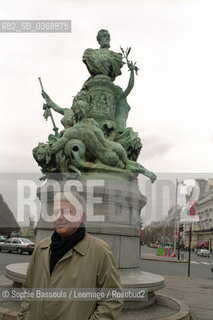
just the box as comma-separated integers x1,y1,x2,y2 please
140,219,143,230
179,223,184,232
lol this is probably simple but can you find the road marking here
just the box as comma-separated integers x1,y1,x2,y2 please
191,261,211,265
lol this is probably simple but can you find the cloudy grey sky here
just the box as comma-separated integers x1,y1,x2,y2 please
1,0,213,225
1,0,213,174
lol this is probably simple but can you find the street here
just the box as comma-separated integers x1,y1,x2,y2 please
140,245,213,280
0,245,212,281
0,251,30,272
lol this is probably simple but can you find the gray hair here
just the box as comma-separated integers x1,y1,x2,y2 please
54,191,87,215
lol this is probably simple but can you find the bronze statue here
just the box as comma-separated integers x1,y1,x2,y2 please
83,29,124,81
33,30,156,183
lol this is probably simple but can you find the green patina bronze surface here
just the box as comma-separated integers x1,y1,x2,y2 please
33,29,156,183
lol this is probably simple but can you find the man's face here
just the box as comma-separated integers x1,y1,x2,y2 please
99,32,110,48
53,200,84,239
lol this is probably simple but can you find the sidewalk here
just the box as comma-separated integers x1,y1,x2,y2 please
141,252,188,263
0,271,213,319
141,252,213,319
159,275,213,320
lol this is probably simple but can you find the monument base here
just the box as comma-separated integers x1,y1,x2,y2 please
36,173,146,269
5,263,163,309
4,264,189,319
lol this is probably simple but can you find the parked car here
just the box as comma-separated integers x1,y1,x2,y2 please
0,237,35,254
152,243,158,248
0,235,6,243
197,249,210,258
11,231,19,237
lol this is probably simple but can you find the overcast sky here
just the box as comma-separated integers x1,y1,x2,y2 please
1,0,213,224
1,0,213,174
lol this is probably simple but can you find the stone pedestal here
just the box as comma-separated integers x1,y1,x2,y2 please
4,264,190,320
36,173,146,270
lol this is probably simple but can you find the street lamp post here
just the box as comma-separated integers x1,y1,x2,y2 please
174,179,185,259
174,179,178,257
188,222,192,277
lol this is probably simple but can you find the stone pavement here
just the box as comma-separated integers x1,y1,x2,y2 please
159,275,213,320
0,270,213,319
140,252,213,319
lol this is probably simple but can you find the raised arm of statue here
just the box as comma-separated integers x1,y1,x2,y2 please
42,91,68,116
123,61,136,97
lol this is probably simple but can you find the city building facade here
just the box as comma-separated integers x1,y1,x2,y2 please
184,179,213,251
